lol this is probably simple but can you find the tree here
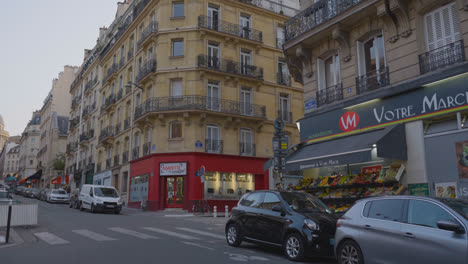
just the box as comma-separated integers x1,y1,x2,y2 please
52,153,65,171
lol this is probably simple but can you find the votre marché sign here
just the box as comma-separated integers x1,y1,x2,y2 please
300,73,468,143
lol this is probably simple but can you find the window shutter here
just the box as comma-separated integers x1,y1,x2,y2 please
317,58,326,91
425,2,460,51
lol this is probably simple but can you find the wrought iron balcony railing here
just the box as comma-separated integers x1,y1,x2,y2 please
277,110,293,124
285,0,364,43
117,89,123,101
114,155,120,167
98,126,114,143
137,22,158,50
132,147,140,160
102,63,118,85
205,139,223,153
119,57,126,70
198,55,263,80
239,143,256,156
277,72,291,86
122,151,129,164
198,15,263,43
69,117,80,130
316,83,343,107
136,59,157,83
125,84,132,95
115,123,121,135
356,67,389,95
419,40,465,74
100,94,116,114
134,95,266,121
237,0,299,17
124,118,130,130
143,142,151,156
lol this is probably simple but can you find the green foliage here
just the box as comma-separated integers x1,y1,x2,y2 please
52,153,65,171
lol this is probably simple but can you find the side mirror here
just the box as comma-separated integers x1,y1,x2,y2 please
437,220,465,234
272,205,284,213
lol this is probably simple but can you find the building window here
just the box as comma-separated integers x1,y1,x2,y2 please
276,26,285,48
207,5,220,30
207,81,220,111
279,94,290,123
240,87,252,116
317,54,341,91
172,2,184,18
170,121,182,139
239,14,251,39
206,125,221,153
207,42,220,68
357,34,386,76
240,50,252,75
424,2,460,52
170,79,183,97
30,160,33,165
172,40,184,57
240,128,254,156
204,172,255,199
277,59,290,86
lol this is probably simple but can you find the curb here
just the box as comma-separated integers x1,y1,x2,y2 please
0,228,24,249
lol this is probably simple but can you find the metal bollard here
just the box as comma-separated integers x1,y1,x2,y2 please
213,206,217,218
225,205,228,218
5,205,12,244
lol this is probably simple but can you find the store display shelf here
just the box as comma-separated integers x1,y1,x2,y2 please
297,180,399,191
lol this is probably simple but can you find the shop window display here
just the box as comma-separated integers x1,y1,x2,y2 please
130,174,149,202
204,172,255,199
293,162,405,214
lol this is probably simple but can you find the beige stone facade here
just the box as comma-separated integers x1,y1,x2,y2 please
18,112,41,180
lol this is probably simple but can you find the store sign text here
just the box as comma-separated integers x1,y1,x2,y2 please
160,162,187,176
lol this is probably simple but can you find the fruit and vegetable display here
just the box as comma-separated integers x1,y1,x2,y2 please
294,166,401,213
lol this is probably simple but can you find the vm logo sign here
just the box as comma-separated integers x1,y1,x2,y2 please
339,111,359,132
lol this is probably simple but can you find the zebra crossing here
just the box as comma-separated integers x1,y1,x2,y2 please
33,226,225,246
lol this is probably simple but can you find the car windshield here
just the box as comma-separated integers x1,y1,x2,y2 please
441,199,468,220
280,192,331,213
0,192,9,199
94,187,119,198
52,190,66,195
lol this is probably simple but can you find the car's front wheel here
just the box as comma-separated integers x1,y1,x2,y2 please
337,240,364,264
226,224,242,247
79,202,84,211
91,204,96,214
284,233,304,261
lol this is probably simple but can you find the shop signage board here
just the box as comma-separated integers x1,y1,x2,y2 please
300,73,468,143
160,162,187,176
408,183,429,196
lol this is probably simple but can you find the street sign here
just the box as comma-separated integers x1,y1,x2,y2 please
200,165,205,176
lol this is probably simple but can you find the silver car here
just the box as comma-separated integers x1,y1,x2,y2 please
47,189,70,203
335,196,468,264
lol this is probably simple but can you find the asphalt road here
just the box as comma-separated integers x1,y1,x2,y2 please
0,196,337,264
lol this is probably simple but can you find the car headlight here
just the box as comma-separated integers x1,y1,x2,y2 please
304,219,320,231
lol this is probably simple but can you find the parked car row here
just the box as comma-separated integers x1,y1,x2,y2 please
225,191,468,264
13,186,70,203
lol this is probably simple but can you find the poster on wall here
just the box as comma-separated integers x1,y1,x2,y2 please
456,141,468,179
435,182,457,198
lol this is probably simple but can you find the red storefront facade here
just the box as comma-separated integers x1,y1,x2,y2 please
129,152,269,211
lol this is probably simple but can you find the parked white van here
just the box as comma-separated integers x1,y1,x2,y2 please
79,185,122,214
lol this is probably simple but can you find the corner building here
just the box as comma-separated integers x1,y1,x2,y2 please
80,0,304,211
284,0,468,211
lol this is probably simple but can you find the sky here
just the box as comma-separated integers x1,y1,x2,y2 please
0,0,118,136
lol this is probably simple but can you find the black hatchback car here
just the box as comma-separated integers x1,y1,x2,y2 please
225,190,338,261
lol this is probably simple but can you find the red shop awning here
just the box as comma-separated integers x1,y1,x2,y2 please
51,177,62,185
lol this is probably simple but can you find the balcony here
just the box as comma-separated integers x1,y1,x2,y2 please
124,118,130,130
205,139,223,153
102,63,118,85
117,89,124,101
277,110,293,124
82,106,91,119
114,155,120,167
316,83,343,107
66,142,78,153
125,84,132,95
98,126,114,144
134,96,267,121
119,57,126,71
132,147,140,160
277,72,291,86
106,158,111,169
84,78,98,94
79,131,92,144
240,143,256,156
137,22,158,50
237,0,299,17
198,55,263,80
198,15,263,43
122,151,129,164
285,0,365,43
69,117,80,130
100,94,116,115
136,59,157,83
356,67,389,95
71,95,82,109
142,142,151,156
419,40,465,75
127,48,134,63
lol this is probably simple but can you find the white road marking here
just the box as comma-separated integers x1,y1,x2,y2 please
34,232,69,245
72,229,116,241
182,241,215,251
176,227,225,240
108,227,159,240
142,227,200,240
164,214,194,217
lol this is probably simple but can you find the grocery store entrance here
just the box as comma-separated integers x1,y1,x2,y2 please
165,177,184,208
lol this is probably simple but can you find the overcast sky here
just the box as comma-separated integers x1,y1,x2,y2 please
0,0,118,136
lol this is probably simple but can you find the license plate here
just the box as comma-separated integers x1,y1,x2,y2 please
106,205,114,208
329,239,334,245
